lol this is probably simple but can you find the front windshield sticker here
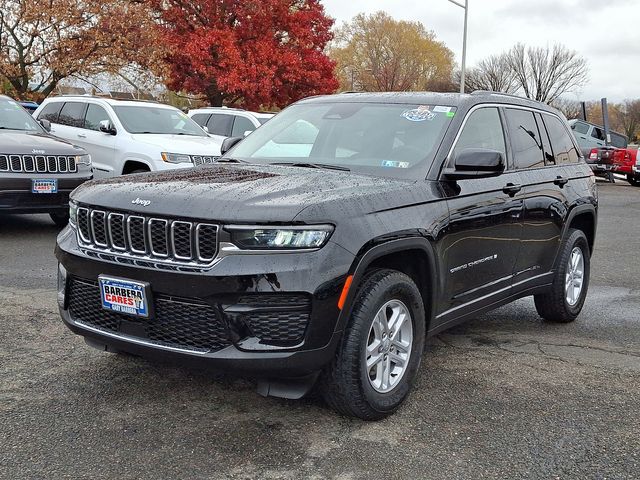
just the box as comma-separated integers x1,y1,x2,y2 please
446,111,455,117
433,106,452,113
381,160,410,168
401,106,435,122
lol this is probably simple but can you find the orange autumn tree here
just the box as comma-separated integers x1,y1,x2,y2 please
0,0,164,99
152,0,339,109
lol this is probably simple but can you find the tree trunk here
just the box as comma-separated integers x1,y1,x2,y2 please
206,83,224,107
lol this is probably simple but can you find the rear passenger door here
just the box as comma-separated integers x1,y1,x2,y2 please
53,102,87,142
507,108,580,287
439,107,523,316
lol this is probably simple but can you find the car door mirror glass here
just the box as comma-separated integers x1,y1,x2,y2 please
99,120,116,135
39,119,51,132
220,136,243,155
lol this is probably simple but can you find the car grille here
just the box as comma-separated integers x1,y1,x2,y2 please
0,154,77,173
68,279,232,353
76,206,219,266
191,155,218,167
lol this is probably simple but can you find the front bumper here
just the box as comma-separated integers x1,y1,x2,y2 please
0,174,91,214
55,227,354,377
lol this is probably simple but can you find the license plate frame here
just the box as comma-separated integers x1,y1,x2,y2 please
31,179,58,194
98,275,153,318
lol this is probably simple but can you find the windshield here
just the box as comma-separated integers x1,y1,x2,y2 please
226,102,456,179
0,98,43,132
113,106,207,136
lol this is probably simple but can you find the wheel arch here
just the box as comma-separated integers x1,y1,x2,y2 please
563,204,597,256
335,237,439,334
122,159,152,174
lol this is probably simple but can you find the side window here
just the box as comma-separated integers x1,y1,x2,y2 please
505,108,544,169
453,107,506,161
190,113,210,127
591,126,605,141
231,116,256,137
207,114,233,136
543,115,580,164
535,113,555,166
58,102,87,128
84,104,111,131
37,102,63,123
610,132,627,148
572,121,590,135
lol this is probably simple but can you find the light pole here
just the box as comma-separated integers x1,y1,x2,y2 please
447,0,468,94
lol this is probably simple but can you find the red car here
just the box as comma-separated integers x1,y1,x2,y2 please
587,147,640,186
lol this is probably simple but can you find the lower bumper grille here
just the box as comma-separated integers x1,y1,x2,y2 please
68,279,231,353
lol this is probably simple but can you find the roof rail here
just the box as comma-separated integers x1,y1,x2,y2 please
471,90,528,101
49,94,159,103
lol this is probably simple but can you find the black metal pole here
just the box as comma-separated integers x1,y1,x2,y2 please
581,101,587,121
601,98,610,146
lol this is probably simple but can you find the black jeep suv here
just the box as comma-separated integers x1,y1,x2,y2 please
0,95,92,225
55,92,597,419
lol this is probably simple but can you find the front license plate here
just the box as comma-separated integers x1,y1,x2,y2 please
32,179,58,194
99,276,151,318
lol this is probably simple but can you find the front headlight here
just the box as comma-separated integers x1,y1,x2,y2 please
161,152,193,164
69,200,78,226
227,225,334,250
76,154,91,167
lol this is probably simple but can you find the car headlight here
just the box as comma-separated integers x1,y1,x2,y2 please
227,225,333,250
76,154,91,167
69,200,78,226
161,152,193,164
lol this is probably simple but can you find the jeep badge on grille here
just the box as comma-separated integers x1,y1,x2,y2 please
131,197,151,207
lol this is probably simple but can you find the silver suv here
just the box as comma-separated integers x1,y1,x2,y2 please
188,107,273,144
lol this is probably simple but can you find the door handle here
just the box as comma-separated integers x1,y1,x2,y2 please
502,183,522,196
77,134,87,139
554,176,569,187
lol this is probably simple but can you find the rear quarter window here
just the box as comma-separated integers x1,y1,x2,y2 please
543,115,580,164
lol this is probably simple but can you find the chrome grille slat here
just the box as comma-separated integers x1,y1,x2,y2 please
0,154,76,173
76,207,219,267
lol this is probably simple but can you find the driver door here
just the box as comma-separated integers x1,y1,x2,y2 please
437,107,523,317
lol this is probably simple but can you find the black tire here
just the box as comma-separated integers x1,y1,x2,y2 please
129,169,148,174
534,228,590,323
319,269,426,420
49,211,69,228
627,175,640,187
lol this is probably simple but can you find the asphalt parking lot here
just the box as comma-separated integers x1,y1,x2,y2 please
1,181,639,479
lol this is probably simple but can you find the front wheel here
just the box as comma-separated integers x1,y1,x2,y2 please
534,228,590,323
319,269,425,420
627,174,640,187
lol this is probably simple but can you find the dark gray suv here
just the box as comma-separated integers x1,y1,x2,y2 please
0,95,92,226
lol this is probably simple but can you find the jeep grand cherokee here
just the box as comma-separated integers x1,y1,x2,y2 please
55,92,597,420
0,95,92,226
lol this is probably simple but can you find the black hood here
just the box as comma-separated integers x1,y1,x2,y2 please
71,164,430,223
0,131,86,156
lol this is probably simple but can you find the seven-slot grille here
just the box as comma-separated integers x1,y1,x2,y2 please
76,206,219,265
0,154,77,173
191,155,217,167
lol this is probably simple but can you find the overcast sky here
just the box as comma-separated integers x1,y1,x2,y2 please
321,0,640,102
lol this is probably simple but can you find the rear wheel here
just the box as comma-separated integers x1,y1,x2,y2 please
319,269,425,420
627,174,640,186
49,211,69,228
534,228,590,323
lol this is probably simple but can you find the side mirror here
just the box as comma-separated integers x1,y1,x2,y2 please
220,136,243,155
99,120,116,135
243,130,253,137
443,148,505,180
202,125,209,133
39,119,51,132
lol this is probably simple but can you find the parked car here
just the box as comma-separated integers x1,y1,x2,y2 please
33,97,222,179
18,100,39,114
56,91,597,419
0,95,92,226
188,107,274,143
568,119,627,156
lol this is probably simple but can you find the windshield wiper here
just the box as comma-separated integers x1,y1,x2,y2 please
271,162,350,171
215,157,247,163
